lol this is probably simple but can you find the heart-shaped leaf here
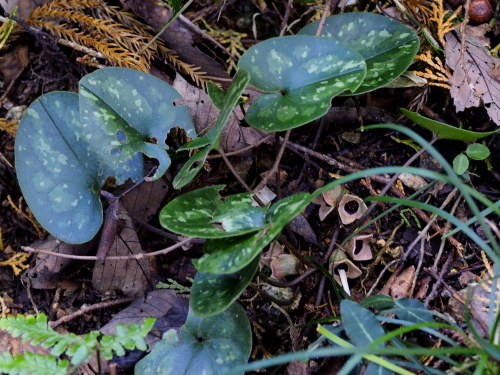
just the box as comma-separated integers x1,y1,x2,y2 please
135,303,251,375
15,68,195,244
160,185,269,239
190,255,260,317
238,35,366,131
79,67,195,182
299,13,420,95
193,193,312,274
15,92,106,243
402,108,500,140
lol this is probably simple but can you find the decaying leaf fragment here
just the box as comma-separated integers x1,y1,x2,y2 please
445,26,500,125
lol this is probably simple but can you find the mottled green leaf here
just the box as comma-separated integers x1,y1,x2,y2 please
466,143,490,160
341,300,385,347
193,193,312,274
160,185,268,238
16,67,196,244
453,154,469,175
299,13,419,95
79,67,195,182
402,108,500,140
135,303,251,375
238,35,366,131
15,92,105,243
173,69,250,188
190,255,260,317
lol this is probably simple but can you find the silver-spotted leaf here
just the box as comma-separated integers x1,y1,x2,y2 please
15,92,105,243
299,13,419,95
238,35,366,131
160,185,268,238
135,303,251,375
193,193,312,274
79,67,195,182
190,255,260,317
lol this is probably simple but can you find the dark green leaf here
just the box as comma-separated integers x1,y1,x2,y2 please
135,303,252,375
79,67,195,182
238,35,366,131
160,185,268,238
193,193,312,274
299,13,419,95
15,92,105,243
453,154,469,175
466,143,490,160
402,108,500,140
341,300,385,347
190,255,260,317
394,299,435,324
360,295,395,311
173,69,250,188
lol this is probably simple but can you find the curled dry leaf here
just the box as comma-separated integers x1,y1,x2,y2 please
270,254,302,279
390,265,415,299
338,193,367,225
445,25,500,125
23,236,97,289
345,234,373,261
397,173,428,191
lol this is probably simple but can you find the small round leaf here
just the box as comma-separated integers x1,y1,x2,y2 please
453,154,469,175
466,143,490,160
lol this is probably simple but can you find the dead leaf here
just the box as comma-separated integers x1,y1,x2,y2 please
0,0,51,19
119,179,169,224
92,205,150,298
173,74,268,153
23,236,97,289
446,26,500,125
390,266,415,299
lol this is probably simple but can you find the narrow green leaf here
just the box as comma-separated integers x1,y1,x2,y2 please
341,300,385,347
173,69,250,188
402,108,500,140
394,299,435,324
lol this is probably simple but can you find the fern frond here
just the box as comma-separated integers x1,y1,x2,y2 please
99,318,155,359
0,351,70,375
0,313,97,366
